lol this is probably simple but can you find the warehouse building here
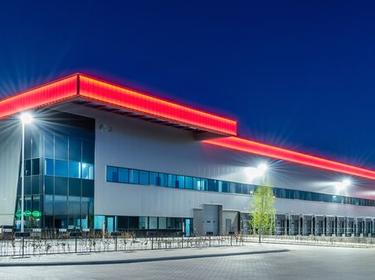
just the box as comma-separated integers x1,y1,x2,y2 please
0,73,374,236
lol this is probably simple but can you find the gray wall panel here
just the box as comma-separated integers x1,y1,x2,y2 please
0,121,21,226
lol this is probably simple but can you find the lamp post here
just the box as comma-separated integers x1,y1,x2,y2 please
19,112,33,233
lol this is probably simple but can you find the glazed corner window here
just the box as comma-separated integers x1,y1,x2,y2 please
82,163,94,180
106,166,118,182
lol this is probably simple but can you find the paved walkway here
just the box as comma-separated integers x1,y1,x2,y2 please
0,244,374,280
0,244,287,266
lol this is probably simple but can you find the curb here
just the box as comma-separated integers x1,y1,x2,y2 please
0,249,289,267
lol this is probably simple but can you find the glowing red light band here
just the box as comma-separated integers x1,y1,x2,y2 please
203,137,375,180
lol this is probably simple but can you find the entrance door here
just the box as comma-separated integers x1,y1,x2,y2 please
203,205,219,235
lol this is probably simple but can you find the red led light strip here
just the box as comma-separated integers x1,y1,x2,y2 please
203,137,375,180
0,75,78,119
78,75,237,136
0,74,237,136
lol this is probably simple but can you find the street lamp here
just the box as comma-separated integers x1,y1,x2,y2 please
19,112,33,233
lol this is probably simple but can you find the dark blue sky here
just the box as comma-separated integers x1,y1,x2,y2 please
1,1,374,167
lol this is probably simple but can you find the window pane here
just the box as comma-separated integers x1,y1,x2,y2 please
55,177,68,196
176,176,185,189
69,178,81,196
149,217,158,229
55,160,68,177
45,176,54,195
107,166,118,182
185,176,193,189
159,173,168,187
69,138,81,162
139,216,148,229
167,174,176,188
55,134,68,160
82,163,94,180
139,171,149,185
69,161,81,178
159,217,167,229
25,160,31,176
118,168,129,183
82,141,94,163
82,180,94,197
45,159,54,176
150,172,158,185
32,158,40,175
44,133,54,159
129,169,140,184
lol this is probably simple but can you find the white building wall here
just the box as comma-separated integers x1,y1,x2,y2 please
58,104,375,219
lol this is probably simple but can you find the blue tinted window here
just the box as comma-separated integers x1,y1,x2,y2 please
159,173,168,187
55,160,68,177
167,174,176,188
176,176,185,189
129,169,139,184
107,166,118,182
139,171,149,185
150,172,159,185
69,161,81,178
82,163,94,180
185,176,193,189
118,168,129,183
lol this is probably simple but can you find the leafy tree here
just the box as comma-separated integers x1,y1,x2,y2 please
250,185,276,243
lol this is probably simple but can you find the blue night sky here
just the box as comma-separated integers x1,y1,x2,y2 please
0,1,374,167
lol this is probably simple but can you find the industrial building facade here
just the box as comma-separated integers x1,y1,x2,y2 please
0,73,375,236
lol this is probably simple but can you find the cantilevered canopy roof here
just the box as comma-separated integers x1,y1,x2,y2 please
0,73,237,136
1,73,375,181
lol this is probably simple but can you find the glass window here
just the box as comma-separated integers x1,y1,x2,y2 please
149,217,158,229
55,177,68,196
176,176,185,189
44,133,54,159
45,159,54,176
32,158,40,175
158,217,167,229
45,176,54,195
139,171,149,185
107,166,118,182
69,178,81,196
82,163,94,180
82,180,94,197
159,173,168,187
31,176,40,194
69,138,81,162
207,179,218,192
82,141,94,163
185,176,193,189
25,160,31,176
139,216,148,229
69,161,81,178
55,134,68,160
94,215,105,230
44,194,53,215
118,168,129,183
129,169,140,184
150,172,159,185
167,174,176,188
55,160,68,177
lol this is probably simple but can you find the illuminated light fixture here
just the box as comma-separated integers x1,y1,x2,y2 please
341,178,352,188
0,74,237,136
19,112,33,124
257,162,269,176
204,137,375,181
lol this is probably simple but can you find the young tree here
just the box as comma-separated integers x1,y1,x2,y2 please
251,185,276,243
